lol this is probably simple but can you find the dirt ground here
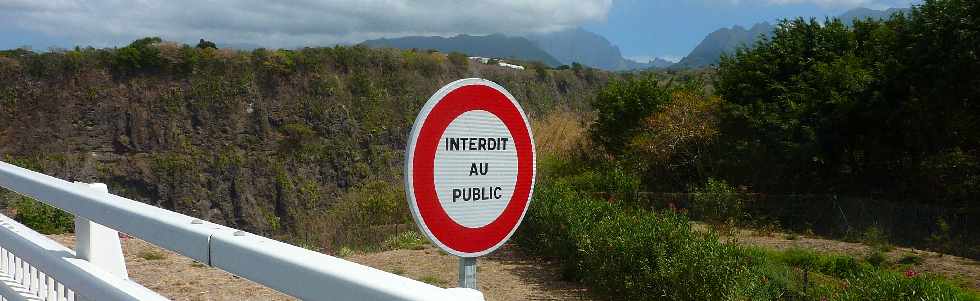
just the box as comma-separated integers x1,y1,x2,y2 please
345,244,592,301
47,235,593,301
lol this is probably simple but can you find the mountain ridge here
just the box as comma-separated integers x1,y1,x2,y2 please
524,27,658,71
362,28,669,71
674,7,911,69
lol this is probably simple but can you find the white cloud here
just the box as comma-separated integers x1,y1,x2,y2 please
0,0,612,47
627,55,682,63
765,0,871,7
709,0,905,8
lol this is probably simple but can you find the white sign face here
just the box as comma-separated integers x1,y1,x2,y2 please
405,78,536,257
433,110,518,228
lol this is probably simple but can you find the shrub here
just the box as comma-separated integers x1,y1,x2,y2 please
530,61,548,80
137,249,167,261
861,226,893,252
562,162,641,204
447,51,468,69
689,178,745,224
630,89,722,189
580,211,747,300
591,75,671,154
927,217,954,254
864,249,889,267
518,180,751,300
8,194,74,235
518,156,980,300
315,180,412,251
840,269,980,301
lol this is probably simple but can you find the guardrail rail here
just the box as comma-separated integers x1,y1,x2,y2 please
0,161,483,301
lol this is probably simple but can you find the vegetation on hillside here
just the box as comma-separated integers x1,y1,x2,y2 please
511,0,979,299
581,0,979,258
519,148,979,300
0,0,976,299
0,40,613,251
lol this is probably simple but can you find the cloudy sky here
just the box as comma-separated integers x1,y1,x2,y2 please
1,0,916,61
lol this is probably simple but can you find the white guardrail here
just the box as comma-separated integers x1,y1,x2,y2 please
0,161,484,301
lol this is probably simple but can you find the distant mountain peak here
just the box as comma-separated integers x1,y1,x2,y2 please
673,7,908,69
525,27,659,71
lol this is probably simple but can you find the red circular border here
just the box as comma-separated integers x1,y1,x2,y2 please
411,84,534,254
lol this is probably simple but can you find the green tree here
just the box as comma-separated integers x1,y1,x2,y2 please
196,38,217,49
631,89,722,189
113,37,163,73
716,0,979,203
591,75,671,154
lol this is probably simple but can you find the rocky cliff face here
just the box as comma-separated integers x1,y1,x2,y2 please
0,46,611,243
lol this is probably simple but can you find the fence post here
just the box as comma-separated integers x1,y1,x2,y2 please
74,182,128,279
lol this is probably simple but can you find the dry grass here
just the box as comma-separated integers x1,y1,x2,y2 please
532,110,592,159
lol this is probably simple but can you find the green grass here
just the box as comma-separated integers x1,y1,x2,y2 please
136,249,167,261
381,231,427,251
417,275,447,287
335,246,355,258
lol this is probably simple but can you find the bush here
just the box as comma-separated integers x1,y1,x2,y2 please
314,180,413,252
689,178,745,224
11,196,74,234
591,75,671,154
447,51,468,69
518,159,980,300
561,162,642,204
840,269,979,301
518,181,751,300
581,211,747,300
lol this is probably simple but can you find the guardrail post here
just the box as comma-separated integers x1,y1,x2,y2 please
73,182,128,279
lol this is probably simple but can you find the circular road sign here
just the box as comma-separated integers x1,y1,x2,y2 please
405,78,536,258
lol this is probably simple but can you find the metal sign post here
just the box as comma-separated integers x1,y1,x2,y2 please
405,78,537,293
458,257,477,289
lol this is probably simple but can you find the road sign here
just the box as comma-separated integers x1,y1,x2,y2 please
405,78,537,258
